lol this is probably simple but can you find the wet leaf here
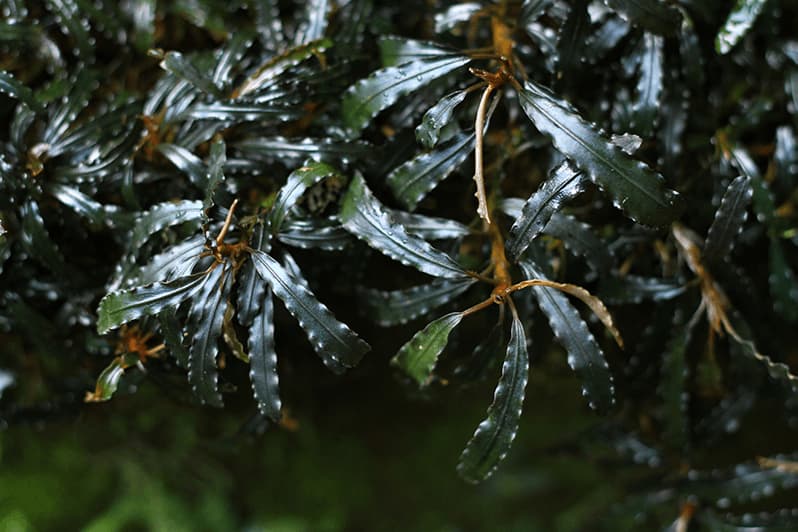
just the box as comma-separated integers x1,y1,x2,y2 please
248,286,281,421
233,136,370,167
0,70,41,112
19,200,68,277
604,0,682,35
47,183,110,228
543,213,614,275
457,315,528,483
134,236,205,286
388,210,471,240
434,3,481,34
294,0,330,45
519,80,680,227
387,131,475,210
157,144,207,188
160,51,223,97
342,54,471,137
250,249,369,372
159,310,189,367
278,218,353,250
555,0,590,83
129,200,204,250
85,354,138,403
269,161,341,233
378,36,462,66
505,160,585,262
521,0,553,24
46,0,93,57
237,225,270,328
392,312,464,386
183,101,302,122
416,89,468,149
703,176,752,265
340,174,468,279
686,455,798,507
360,277,475,326
600,275,686,305
630,33,664,137
715,0,768,55
203,137,227,216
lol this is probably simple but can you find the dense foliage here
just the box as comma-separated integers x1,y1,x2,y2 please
1,0,798,529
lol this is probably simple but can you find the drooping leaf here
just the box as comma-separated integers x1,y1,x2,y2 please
769,239,798,323
248,287,281,421
341,54,471,137
129,200,204,250
387,131,475,210
360,277,475,326
703,176,752,265
250,249,369,372
520,260,615,412
658,318,691,451
0,70,41,112
457,315,528,483
187,265,231,407
392,312,464,386
269,161,341,233
388,209,471,240
416,89,468,149
340,174,468,279
715,0,768,55
604,0,682,36
97,271,210,334
277,218,353,250
84,354,139,403
160,51,223,98
237,224,270,328
630,33,664,137
518,80,681,227
159,310,189,367
543,213,614,275
505,160,585,262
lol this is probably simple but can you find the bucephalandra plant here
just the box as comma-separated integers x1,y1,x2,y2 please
2,0,798,528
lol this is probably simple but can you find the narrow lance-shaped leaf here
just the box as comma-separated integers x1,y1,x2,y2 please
160,51,223,97
187,265,231,407
269,161,340,233
97,271,210,334
19,200,68,277
278,219,353,250
392,312,464,386
416,89,468,149
505,160,585,262
360,277,475,326
45,0,93,57
237,224,270,327
233,136,369,167
203,138,227,216
520,260,615,412
715,0,768,55
599,274,686,305
686,456,798,506
521,0,553,24
543,213,614,275
342,54,471,137
159,310,189,367
703,175,752,265
555,0,590,82
249,287,281,421
518,80,680,227
456,320,506,382
434,3,481,34
604,0,682,36
84,354,139,403
250,250,370,371
129,200,204,250
387,131,475,210
457,315,528,483
340,174,468,279
0,70,41,112
294,0,329,45
48,183,111,228
158,143,206,187
388,209,471,240
379,36,463,66
630,32,664,137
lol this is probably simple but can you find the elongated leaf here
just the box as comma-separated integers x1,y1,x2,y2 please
204,138,227,215
85,354,138,403
456,321,506,382
631,33,664,136
46,0,93,57
237,225,270,327
555,0,590,82
183,102,302,122
19,200,67,276
521,0,553,24
157,144,207,188
340,174,467,279
134,236,205,286
775,126,797,189
361,277,475,326
600,275,686,304
505,160,585,262
48,183,110,228
387,131,475,210
388,210,471,240
769,239,798,323
520,260,615,412
278,218,353,250
233,136,370,166
160,51,222,97
519,80,680,227
233,39,331,97
687,456,798,506
0,70,41,112
212,32,253,89
248,288,281,421
700,508,798,532
604,0,682,35
416,90,468,149
728,313,798,395
584,15,630,64
342,55,471,137
704,176,752,265
187,265,230,407
159,310,188,367
130,200,204,250
658,319,690,451
269,161,340,233
378,36,462,66
457,316,528,483
97,271,210,334
252,0,283,50
715,0,768,55
544,213,613,275
392,312,464,386
250,250,369,371
295,0,329,44
434,3,481,34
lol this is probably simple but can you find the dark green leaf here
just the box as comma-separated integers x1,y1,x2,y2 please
434,3,481,34
599,275,686,304
631,33,664,137
19,200,68,276
97,271,210,334
604,0,682,35
294,0,330,45
269,161,341,233
46,0,93,57
187,265,231,407
728,313,798,395
715,0,768,54
686,455,798,506
555,0,590,82
457,315,528,483
237,225,270,328
233,38,332,97
378,36,462,67
703,176,752,265
204,138,227,217
160,51,223,97
0,70,41,112
520,260,615,412
505,160,585,262
183,102,302,122
658,318,690,451
252,0,283,50
134,236,205,286
455,320,506,382
250,250,370,371
129,200,204,251
248,287,281,421
729,147,776,227
158,144,207,188
278,218,353,250
699,508,798,531
775,126,797,189
360,277,475,326
392,312,464,386
159,310,189,367
342,55,471,137
416,90,468,149
212,32,253,89
233,136,370,167
769,239,798,323
340,174,468,279
47,183,111,228
521,0,553,25
519,80,681,227
388,210,471,240
387,131,475,210
85,354,138,403
543,213,614,275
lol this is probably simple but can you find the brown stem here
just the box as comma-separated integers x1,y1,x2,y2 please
216,199,240,248
473,83,495,225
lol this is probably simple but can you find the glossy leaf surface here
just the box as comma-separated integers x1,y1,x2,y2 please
392,312,464,386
